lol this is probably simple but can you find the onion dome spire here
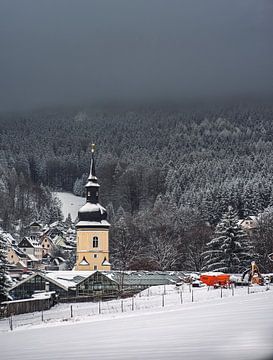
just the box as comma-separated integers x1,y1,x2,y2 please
77,143,109,227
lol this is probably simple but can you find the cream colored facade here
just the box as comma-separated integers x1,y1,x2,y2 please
76,227,110,271
40,236,54,256
7,247,22,265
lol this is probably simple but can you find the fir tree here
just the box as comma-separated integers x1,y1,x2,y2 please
203,206,254,273
0,234,12,302
64,213,72,227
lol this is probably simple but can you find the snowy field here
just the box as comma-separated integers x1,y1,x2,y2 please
53,192,85,221
0,285,272,360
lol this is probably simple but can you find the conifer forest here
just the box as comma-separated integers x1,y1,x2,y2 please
1,100,273,272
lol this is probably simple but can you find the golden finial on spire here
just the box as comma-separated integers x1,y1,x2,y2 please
91,143,96,153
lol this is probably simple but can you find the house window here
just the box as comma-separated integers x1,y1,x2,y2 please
93,236,98,248
94,265,98,270
94,254,97,258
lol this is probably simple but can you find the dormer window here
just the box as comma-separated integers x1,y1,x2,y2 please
93,236,98,248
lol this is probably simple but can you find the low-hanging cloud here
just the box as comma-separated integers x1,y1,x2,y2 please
0,0,272,111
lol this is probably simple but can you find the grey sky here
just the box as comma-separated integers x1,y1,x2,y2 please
0,0,273,112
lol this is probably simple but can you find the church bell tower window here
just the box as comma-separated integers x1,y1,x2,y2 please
93,236,99,248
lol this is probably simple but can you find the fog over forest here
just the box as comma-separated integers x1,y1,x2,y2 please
0,0,273,112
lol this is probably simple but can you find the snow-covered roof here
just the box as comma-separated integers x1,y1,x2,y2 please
45,271,95,289
17,260,27,268
10,271,96,292
19,237,42,248
10,270,189,293
0,230,16,245
49,221,59,228
76,220,110,228
27,254,40,262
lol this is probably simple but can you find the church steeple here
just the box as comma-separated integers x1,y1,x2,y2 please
85,144,100,204
76,144,111,271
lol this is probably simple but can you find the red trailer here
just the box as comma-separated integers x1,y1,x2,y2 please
200,273,230,287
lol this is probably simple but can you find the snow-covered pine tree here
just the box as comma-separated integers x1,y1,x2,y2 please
0,234,12,302
203,206,254,273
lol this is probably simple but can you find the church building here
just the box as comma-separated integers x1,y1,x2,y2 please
76,145,111,271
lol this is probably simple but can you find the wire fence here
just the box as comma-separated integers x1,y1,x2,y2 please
0,283,270,332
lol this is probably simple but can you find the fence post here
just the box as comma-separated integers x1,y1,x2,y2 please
189,284,192,293
220,287,223,298
232,285,234,296
191,289,194,302
164,285,166,295
121,300,124,313
131,297,134,311
98,300,101,314
148,287,150,297
162,293,165,307
41,310,44,322
180,289,183,304
70,305,73,318
9,314,13,331
248,285,250,294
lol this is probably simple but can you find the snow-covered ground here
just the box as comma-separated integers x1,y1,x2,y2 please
0,285,272,359
53,192,85,221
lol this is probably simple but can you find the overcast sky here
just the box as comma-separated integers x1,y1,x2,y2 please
0,0,273,112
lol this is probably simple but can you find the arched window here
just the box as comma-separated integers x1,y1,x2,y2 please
93,236,99,248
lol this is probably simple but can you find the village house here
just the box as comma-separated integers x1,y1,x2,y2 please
238,215,258,233
40,235,54,256
17,237,43,268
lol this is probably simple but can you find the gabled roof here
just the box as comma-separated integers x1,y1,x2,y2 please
45,271,95,290
18,237,42,248
10,271,96,292
29,221,42,227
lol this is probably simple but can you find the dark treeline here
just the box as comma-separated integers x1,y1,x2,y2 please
1,100,273,271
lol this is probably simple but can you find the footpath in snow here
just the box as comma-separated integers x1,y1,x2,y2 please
0,285,272,360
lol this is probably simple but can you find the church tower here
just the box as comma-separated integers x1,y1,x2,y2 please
76,144,111,271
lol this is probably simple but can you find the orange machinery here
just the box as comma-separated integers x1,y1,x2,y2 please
242,261,263,285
